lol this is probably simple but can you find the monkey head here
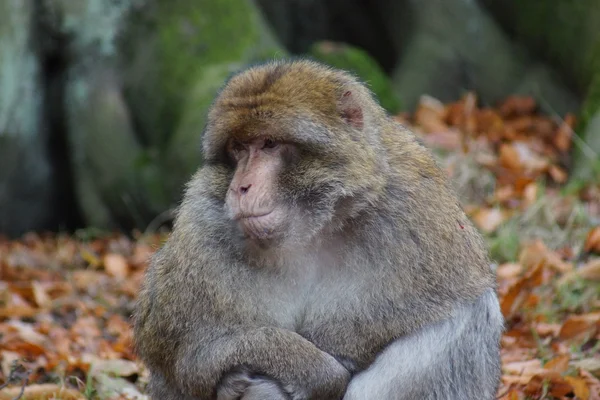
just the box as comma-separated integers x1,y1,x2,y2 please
198,60,390,253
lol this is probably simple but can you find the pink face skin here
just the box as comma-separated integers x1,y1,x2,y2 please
225,138,294,242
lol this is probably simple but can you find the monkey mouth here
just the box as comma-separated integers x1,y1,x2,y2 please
236,210,274,220
236,210,282,240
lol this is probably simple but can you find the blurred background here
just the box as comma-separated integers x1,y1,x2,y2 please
1,0,599,239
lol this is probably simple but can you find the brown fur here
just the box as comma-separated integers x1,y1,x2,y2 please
134,59,499,400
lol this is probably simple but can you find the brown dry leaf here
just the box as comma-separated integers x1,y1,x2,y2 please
476,109,504,137
498,143,522,171
459,92,477,136
554,113,575,152
131,243,155,269
584,227,600,254
548,164,568,183
103,253,129,279
564,376,590,400
472,208,507,233
580,369,600,399
71,269,108,290
0,350,21,378
519,240,572,274
414,95,448,133
548,376,577,398
497,263,523,280
31,281,51,308
559,313,600,340
559,259,600,284
524,371,576,398
505,116,536,135
523,373,546,396
544,354,570,373
503,359,544,377
495,186,515,204
500,261,545,318
522,182,538,208
0,383,85,400
419,130,463,151
572,358,600,375
505,141,550,174
498,96,537,117
534,322,560,337
0,291,37,318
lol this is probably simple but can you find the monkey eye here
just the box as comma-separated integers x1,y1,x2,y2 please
229,139,245,153
263,139,278,149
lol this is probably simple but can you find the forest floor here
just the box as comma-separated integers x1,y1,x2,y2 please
1,93,599,400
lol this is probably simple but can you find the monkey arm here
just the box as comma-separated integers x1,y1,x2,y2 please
174,325,351,399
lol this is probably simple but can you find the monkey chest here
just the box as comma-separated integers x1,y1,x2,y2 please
250,268,403,368
279,278,403,369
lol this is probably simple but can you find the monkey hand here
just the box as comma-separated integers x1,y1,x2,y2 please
216,370,290,400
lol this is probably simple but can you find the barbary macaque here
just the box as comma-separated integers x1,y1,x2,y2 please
133,59,503,400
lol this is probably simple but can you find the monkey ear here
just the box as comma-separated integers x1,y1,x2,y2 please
339,90,364,130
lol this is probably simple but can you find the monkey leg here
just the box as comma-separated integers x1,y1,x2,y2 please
343,288,503,400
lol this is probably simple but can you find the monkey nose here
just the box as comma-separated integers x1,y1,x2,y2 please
239,184,252,194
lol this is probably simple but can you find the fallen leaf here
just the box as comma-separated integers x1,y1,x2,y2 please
548,164,568,183
500,261,545,318
497,263,523,280
503,359,544,377
564,376,590,400
32,281,51,308
472,208,507,233
103,253,129,279
572,358,600,375
554,114,575,152
0,383,85,400
519,240,572,274
415,95,448,133
544,354,570,373
559,258,600,284
584,227,600,254
559,314,600,340
498,96,537,118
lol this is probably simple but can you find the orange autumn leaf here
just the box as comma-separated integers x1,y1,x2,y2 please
103,253,129,279
414,95,448,133
548,164,568,183
498,96,537,117
584,226,600,254
500,261,545,318
554,113,576,152
497,263,523,280
499,143,522,171
472,208,508,233
503,359,544,377
579,370,600,399
0,384,85,400
559,314,600,340
519,240,572,274
564,376,590,400
544,354,570,373
559,258,600,284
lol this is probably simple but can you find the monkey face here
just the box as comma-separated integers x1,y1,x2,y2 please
224,137,299,244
